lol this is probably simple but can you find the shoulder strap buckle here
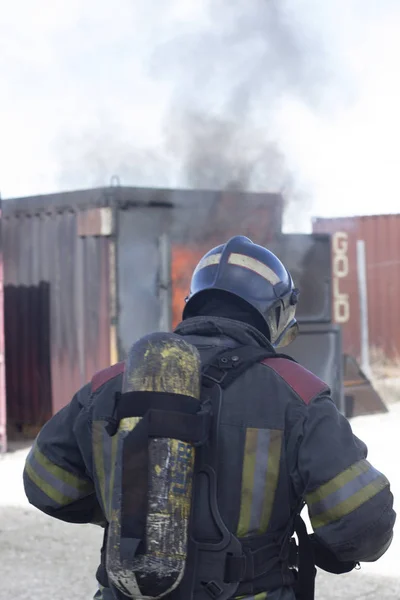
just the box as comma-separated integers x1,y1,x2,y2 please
202,364,228,385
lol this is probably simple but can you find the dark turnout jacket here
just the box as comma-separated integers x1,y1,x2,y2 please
23,317,396,600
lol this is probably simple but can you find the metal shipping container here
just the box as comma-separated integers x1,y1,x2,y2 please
313,214,400,360
2,186,283,431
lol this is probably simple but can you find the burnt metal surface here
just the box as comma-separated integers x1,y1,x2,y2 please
2,209,111,428
343,354,388,418
117,189,283,351
285,323,344,413
268,234,332,323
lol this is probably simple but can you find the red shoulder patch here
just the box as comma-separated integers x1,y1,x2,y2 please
91,361,125,393
261,358,329,405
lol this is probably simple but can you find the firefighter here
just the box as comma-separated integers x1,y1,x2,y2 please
23,235,395,600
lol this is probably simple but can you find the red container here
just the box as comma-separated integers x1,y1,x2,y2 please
312,214,400,360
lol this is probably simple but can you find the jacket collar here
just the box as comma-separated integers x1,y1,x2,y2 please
174,316,275,352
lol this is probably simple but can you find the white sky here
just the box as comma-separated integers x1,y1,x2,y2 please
1,0,400,227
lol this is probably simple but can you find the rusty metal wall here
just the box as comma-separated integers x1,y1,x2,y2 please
2,208,111,428
312,214,400,360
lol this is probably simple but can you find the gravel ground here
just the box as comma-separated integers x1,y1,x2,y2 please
1,404,399,600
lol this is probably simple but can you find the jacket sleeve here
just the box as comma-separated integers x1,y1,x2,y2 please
292,394,396,563
23,383,104,525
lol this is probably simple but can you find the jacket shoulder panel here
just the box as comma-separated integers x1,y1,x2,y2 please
261,357,329,405
91,362,125,393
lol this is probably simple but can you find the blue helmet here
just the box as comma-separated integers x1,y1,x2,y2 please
183,235,299,348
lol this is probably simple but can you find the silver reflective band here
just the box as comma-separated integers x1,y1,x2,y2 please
194,253,222,273
228,253,280,285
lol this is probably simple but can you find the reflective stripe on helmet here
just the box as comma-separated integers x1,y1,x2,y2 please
306,459,389,529
228,253,281,285
24,443,93,507
237,427,283,537
193,252,222,273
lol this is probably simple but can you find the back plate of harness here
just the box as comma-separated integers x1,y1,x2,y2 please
98,343,315,600
173,345,300,600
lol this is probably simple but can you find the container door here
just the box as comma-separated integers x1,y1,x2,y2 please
116,206,172,358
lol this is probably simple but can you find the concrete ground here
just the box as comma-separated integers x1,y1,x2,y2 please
1,404,399,599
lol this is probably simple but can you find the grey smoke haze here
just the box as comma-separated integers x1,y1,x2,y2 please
151,0,333,112
58,0,337,229
3,0,400,222
46,0,400,227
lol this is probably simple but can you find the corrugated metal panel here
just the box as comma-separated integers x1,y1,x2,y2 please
312,214,400,360
3,209,111,429
0,209,7,452
2,185,173,216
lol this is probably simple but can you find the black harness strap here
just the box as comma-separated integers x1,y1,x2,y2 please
292,515,317,600
224,539,283,582
106,390,212,559
107,390,211,445
97,343,312,599
202,345,296,389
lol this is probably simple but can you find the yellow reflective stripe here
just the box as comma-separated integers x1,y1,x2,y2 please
306,459,370,504
25,462,76,506
306,459,389,529
93,421,107,511
237,428,258,536
33,446,92,494
310,476,389,529
260,430,282,533
119,416,141,432
93,585,106,599
108,432,119,516
236,593,268,599
237,428,282,537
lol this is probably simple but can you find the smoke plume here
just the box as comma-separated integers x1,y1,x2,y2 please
56,0,338,233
